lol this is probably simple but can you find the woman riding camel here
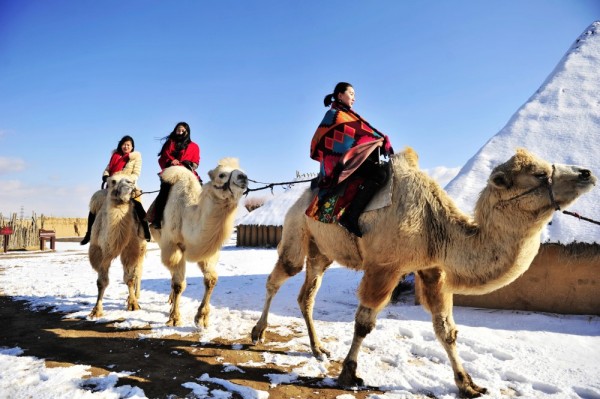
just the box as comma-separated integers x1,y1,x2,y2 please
149,122,201,229
81,135,151,244
307,82,394,237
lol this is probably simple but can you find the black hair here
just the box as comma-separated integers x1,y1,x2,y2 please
158,122,192,157
323,82,353,107
116,135,135,155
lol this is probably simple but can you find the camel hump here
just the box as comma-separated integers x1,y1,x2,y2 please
217,157,240,169
399,146,419,169
161,166,197,186
89,189,107,213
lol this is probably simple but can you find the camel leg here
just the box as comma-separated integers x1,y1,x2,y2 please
89,245,110,319
195,253,220,328
120,240,145,311
339,265,402,387
252,213,308,344
417,269,487,398
298,238,332,359
251,253,305,344
161,242,187,326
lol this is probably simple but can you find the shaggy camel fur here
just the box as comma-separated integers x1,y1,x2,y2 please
150,158,248,327
251,148,596,397
88,173,147,318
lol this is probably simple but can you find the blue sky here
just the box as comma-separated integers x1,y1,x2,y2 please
0,0,598,217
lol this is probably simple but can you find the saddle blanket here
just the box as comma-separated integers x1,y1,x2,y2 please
305,164,393,223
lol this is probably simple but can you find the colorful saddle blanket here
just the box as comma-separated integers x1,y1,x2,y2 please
305,162,393,223
305,176,365,223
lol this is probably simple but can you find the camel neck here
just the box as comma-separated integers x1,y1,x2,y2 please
442,204,548,295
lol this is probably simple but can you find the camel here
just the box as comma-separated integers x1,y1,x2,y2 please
251,148,596,397
150,158,248,327
88,173,147,318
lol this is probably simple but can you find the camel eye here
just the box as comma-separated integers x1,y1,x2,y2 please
219,173,226,179
534,172,548,179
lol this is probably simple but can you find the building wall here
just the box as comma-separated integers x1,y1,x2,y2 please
441,243,599,315
38,217,87,238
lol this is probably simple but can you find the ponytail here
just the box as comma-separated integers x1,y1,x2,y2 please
323,93,335,107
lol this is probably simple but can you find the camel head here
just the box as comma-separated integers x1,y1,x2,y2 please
107,174,136,205
482,148,596,218
207,158,248,202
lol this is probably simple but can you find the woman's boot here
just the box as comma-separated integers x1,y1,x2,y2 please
132,200,151,241
150,182,172,229
338,180,381,238
80,211,96,245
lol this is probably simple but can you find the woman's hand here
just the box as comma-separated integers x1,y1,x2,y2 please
171,159,181,166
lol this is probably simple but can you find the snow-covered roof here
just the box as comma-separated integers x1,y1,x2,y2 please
446,21,600,245
237,182,310,226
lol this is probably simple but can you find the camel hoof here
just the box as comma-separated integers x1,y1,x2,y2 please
312,345,331,360
126,302,141,311
194,313,210,329
459,385,487,398
166,318,181,327
457,372,487,398
251,325,266,344
338,361,364,387
88,309,103,319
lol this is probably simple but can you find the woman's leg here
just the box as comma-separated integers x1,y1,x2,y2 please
80,211,96,245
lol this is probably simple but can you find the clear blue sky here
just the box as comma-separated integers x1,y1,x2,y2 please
0,0,598,217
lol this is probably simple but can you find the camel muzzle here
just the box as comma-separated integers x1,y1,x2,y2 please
216,170,248,194
578,168,595,185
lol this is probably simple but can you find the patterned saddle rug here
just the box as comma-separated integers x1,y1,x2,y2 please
305,162,393,224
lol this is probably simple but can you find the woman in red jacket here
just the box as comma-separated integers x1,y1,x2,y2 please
150,122,201,229
158,122,201,179
81,135,151,244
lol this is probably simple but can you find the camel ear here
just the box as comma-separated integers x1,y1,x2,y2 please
208,168,215,181
490,171,512,189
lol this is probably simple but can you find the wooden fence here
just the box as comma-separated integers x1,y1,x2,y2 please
237,225,282,248
0,213,40,250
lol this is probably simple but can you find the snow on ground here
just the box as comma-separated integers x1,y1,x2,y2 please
1,241,599,399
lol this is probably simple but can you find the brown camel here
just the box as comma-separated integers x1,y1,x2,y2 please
251,148,596,397
88,173,147,318
150,158,248,327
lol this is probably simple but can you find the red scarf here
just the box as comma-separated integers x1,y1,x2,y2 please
107,152,130,176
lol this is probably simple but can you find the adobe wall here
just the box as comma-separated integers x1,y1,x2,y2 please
451,243,600,315
37,217,87,238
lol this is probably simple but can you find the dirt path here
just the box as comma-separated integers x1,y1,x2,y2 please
0,295,386,399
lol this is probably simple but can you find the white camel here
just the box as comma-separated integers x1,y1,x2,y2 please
150,158,248,327
88,173,147,318
251,148,596,397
